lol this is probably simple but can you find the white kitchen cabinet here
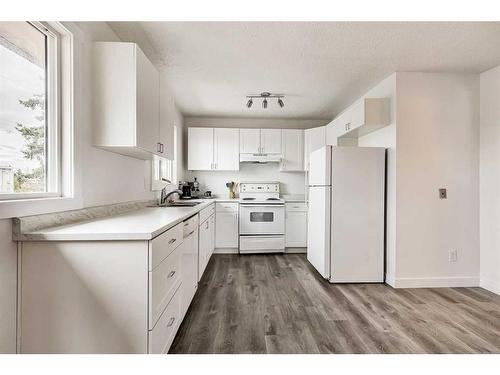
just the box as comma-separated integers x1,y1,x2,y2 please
188,128,214,170
188,128,239,171
304,126,326,171
215,203,239,248
335,97,390,139
240,128,282,155
92,42,164,160
261,129,282,154
239,129,261,153
214,128,240,170
280,129,304,171
159,77,175,160
198,217,211,280
180,224,198,319
285,203,307,248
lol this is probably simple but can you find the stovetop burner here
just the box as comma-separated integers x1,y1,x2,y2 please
242,197,256,201
267,198,280,201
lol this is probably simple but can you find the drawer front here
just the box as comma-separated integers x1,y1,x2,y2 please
150,222,183,270
239,235,285,252
216,202,238,212
286,202,307,212
183,214,199,237
148,285,181,354
149,246,181,329
199,203,215,224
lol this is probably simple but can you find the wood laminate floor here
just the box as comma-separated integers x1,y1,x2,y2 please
169,254,500,354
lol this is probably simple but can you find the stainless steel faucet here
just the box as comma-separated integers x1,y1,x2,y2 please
160,188,183,206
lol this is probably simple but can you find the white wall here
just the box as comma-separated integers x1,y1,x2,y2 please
480,65,500,294
357,73,397,285
183,117,326,197
0,220,17,353
395,73,480,287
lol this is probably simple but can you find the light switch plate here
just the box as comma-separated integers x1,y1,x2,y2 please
439,188,447,199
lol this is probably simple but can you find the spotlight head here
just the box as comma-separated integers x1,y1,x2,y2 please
278,98,284,108
246,98,253,108
263,98,268,109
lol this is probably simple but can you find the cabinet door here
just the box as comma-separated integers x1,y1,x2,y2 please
285,211,307,247
281,129,304,171
215,212,238,248
239,129,261,153
188,128,214,170
159,77,175,160
198,220,211,281
261,129,282,154
305,126,326,171
180,229,198,318
136,46,160,155
209,214,215,257
214,128,240,170
349,99,364,131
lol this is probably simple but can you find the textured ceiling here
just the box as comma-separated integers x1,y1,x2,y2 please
108,22,500,120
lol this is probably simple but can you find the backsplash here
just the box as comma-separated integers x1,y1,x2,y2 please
185,163,306,198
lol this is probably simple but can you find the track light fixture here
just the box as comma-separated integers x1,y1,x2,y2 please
246,92,285,109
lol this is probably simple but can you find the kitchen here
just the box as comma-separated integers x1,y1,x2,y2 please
1,6,500,371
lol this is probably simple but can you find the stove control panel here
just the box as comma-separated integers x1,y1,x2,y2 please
240,182,280,193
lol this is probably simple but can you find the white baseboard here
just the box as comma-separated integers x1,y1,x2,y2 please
285,247,307,254
213,248,239,254
385,273,396,287
392,276,479,288
480,277,500,295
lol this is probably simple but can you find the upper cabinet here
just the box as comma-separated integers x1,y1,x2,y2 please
188,128,240,171
304,126,326,171
240,129,282,155
239,129,261,153
214,128,240,170
333,98,391,142
93,42,168,160
260,129,282,154
280,129,304,172
159,76,176,161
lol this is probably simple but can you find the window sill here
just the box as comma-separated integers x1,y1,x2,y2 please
0,196,84,220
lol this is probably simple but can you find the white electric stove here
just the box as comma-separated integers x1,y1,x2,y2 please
238,182,285,254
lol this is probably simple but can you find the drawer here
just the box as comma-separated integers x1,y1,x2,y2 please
286,202,307,212
148,285,181,354
149,245,181,329
150,222,183,271
199,203,215,224
216,202,238,212
239,235,285,252
183,214,199,237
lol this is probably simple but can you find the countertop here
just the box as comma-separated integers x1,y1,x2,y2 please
18,199,217,242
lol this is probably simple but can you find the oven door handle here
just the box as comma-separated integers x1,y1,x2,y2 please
240,205,284,208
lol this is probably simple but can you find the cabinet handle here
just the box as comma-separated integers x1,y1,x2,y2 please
167,317,176,327
167,270,176,278
184,222,189,226
189,230,195,236
168,238,176,245
160,143,164,153
157,142,162,153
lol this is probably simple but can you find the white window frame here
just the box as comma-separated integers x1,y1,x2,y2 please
0,22,81,219
0,22,60,201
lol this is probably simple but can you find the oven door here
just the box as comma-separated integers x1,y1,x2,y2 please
239,204,285,235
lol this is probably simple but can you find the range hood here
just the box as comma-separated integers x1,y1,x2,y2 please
240,153,282,163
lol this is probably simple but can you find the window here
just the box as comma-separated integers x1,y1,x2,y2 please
0,22,60,200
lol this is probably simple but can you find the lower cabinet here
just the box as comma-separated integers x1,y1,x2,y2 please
180,225,199,319
285,203,308,248
215,203,239,248
198,212,215,281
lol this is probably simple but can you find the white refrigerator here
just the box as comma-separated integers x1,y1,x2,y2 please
307,146,386,283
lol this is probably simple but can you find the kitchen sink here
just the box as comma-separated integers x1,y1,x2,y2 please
149,201,202,208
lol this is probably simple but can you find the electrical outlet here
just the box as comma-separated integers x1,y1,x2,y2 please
449,249,458,263
439,188,447,199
